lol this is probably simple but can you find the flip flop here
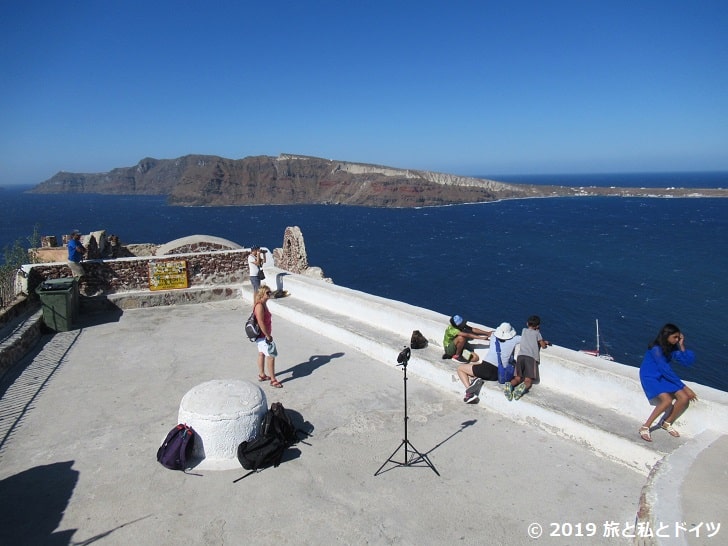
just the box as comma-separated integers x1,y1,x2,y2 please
258,374,271,382
639,426,652,442
270,379,283,388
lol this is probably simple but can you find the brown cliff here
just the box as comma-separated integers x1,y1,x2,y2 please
30,153,728,206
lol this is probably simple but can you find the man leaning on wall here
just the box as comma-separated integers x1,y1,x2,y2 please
67,230,86,279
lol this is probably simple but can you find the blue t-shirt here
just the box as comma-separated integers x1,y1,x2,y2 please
68,239,84,262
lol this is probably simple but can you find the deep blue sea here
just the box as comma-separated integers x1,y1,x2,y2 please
2,171,727,392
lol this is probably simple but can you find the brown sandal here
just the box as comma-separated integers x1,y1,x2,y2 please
270,379,283,388
258,374,271,382
639,426,652,442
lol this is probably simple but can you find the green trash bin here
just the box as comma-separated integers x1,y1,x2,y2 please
36,278,79,331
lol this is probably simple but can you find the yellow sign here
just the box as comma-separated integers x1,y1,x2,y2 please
148,260,189,291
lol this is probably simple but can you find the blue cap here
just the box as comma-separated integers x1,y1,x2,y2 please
451,315,465,327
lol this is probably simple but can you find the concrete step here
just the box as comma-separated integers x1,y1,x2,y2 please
248,281,665,473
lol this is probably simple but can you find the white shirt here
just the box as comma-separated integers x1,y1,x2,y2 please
248,253,260,276
483,335,521,366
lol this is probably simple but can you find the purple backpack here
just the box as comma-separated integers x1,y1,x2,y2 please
157,424,195,470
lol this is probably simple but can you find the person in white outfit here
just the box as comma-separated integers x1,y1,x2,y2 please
247,245,266,293
457,322,521,403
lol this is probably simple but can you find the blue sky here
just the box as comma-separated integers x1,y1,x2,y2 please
1,1,727,185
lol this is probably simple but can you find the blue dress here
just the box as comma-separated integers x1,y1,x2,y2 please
639,345,695,400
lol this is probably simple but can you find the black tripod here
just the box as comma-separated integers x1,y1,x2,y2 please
374,346,439,476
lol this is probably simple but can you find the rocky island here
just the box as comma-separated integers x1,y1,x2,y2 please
29,153,728,207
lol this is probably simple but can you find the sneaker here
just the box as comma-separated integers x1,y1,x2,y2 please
504,383,513,401
466,378,483,395
464,392,479,404
451,354,469,363
513,383,528,400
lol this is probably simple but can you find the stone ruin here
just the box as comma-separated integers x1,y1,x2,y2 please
273,226,328,281
273,226,307,273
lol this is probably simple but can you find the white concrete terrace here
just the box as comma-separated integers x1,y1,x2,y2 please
1,264,726,545
256,267,728,476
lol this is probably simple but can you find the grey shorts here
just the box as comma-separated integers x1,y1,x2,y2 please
516,355,540,381
68,261,84,278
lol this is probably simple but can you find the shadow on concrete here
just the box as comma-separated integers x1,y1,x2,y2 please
0,334,55,399
0,460,78,545
72,514,154,545
287,408,314,443
0,331,81,457
76,300,124,328
34,299,123,337
373,420,478,477
277,352,345,384
422,419,478,458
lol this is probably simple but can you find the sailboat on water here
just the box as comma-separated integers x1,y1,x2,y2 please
580,319,614,361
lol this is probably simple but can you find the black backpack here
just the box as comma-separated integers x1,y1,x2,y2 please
157,424,195,470
237,402,296,471
410,330,428,349
245,312,260,341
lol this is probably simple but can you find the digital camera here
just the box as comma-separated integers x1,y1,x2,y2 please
397,346,411,364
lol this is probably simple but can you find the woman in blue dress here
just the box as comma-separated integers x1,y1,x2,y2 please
638,323,697,442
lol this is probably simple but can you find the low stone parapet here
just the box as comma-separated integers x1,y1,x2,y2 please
24,247,251,297
0,305,43,380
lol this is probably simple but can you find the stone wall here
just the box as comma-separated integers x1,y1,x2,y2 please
1,228,325,378
0,306,42,379
0,294,36,330
26,248,251,296
1,248,252,380
24,229,327,296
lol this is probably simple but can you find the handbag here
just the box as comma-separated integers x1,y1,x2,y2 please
257,270,266,280
496,339,515,384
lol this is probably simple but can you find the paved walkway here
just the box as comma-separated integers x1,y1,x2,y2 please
0,297,725,545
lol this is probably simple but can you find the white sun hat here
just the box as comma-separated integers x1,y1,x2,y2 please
494,322,517,340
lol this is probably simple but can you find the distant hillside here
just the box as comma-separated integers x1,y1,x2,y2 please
30,153,728,206
29,154,541,207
